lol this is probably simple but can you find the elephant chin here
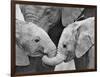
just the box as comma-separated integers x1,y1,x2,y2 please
42,53,66,66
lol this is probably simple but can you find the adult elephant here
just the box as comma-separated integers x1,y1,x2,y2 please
20,5,61,32
42,17,95,70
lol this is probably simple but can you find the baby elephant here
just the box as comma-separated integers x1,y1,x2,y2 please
16,19,57,66
42,17,95,70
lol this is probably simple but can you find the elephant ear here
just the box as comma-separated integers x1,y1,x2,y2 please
16,19,26,39
74,20,93,58
16,4,25,21
62,8,84,27
16,19,30,66
16,44,30,66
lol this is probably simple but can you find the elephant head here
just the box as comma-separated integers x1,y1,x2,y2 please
20,4,61,32
42,17,94,66
16,19,57,66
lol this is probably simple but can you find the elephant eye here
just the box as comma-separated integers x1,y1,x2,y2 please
32,36,40,43
45,9,51,15
63,44,67,48
34,39,40,42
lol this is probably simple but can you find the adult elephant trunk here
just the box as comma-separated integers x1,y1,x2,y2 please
42,52,66,66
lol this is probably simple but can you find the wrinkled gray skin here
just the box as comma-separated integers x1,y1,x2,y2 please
20,5,61,32
42,17,95,68
20,5,84,32
16,19,56,66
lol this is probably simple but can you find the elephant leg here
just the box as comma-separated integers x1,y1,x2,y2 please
74,51,89,70
29,56,55,72
88,46,95,69
74,46,95,70
54,60,76,71
35,57,55,72
16,56,55,73
16,56,37,73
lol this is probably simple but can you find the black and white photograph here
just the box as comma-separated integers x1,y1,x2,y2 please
11,1,97,76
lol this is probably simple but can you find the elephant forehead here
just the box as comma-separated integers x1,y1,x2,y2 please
22,22,45,35
62,28,73,40
58,26,75,49
21,22,51,43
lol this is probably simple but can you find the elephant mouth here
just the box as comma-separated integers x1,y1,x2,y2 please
64,51,75,62
29,50,45,57
29,46,45,56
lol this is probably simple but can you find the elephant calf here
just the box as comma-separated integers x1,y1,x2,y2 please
16,19,57,72
42,17,95,70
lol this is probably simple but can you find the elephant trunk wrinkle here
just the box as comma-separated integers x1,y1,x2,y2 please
42,52,66,66
45,48,57,58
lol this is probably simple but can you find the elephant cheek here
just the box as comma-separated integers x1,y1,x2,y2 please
22,42,37,55
21,43,31,55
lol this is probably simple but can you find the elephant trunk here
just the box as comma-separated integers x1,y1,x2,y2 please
47,49,57,58
42,38,57,58
42,52,66,66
